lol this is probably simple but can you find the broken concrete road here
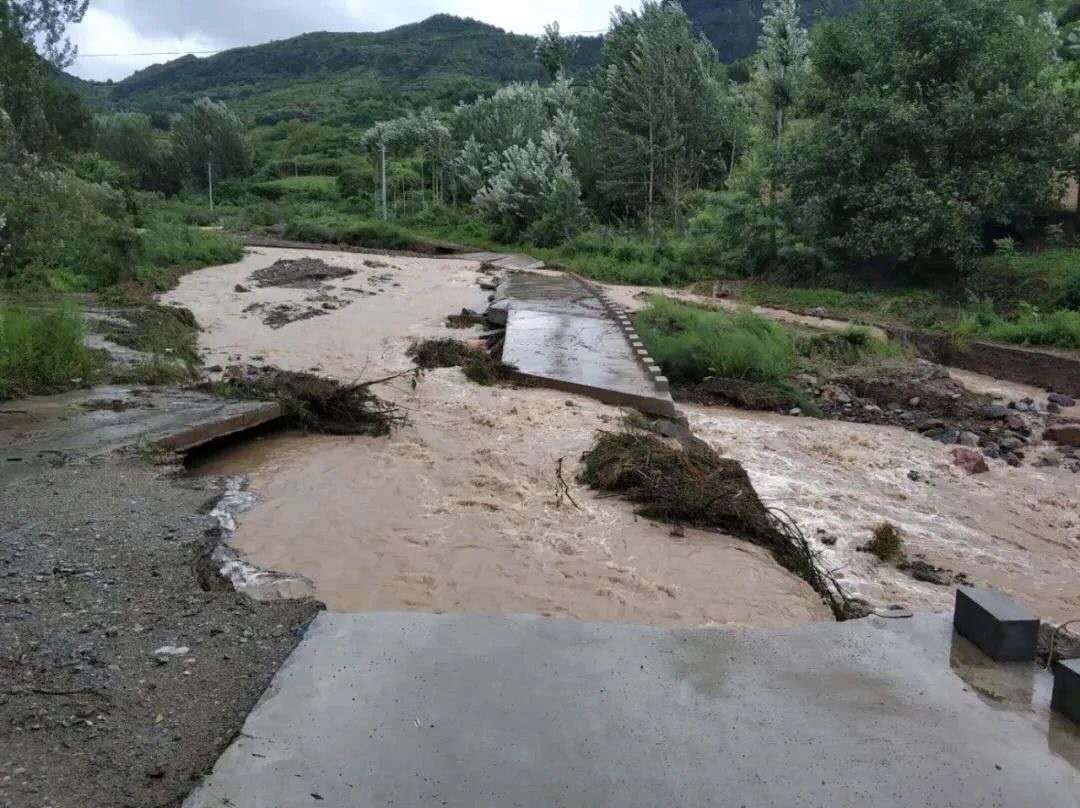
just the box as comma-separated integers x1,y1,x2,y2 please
0,385,280,484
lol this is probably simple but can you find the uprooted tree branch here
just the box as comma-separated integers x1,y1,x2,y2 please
577,428,859,619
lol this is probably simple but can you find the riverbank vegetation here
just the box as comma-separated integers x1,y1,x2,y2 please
5,0,1080,399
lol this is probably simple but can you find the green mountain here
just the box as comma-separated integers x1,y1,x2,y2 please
74,4,858,126
89,15,599,127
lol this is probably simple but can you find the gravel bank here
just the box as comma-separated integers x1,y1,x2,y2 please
0,453,321,808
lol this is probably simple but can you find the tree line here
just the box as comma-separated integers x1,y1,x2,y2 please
360,0,1079,285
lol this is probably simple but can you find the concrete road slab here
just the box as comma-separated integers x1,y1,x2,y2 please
184,612,1080,808
502,308,674,415
0,386,280,484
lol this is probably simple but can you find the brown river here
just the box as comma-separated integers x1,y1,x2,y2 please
166,247,1080,628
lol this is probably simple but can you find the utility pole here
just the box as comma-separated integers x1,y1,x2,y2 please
381,142,388,221
207,160,214,212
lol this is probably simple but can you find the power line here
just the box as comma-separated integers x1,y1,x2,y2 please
69,27,609,61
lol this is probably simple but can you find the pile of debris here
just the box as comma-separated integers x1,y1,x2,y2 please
578,428,857,619
250,257,355,288
201,366,406,436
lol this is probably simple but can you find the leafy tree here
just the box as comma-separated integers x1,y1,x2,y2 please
0,0,88,67
536,22,569,82
95,112,178,192
790,0,1069,280
588,1,730,229
0,24,90,155
473,127,583,245
171,98,253,188
754,0,809,260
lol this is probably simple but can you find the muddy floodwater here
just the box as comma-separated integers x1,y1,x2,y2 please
169,247,1080,628
170,247,829,628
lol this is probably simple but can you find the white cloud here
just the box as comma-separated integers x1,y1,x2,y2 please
68,7,218,81
66,1,618,81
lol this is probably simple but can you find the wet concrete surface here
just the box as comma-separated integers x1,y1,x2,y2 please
0,385,280,484
500,272,675,417
184,612,1080,808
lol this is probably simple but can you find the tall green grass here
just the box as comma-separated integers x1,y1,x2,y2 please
0,303,102,400
142,224,244,271
954,308,1080,350
633,296,795,383
283,214,421,250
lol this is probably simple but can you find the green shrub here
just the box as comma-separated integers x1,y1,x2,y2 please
633,296,795,384
795,326,900,369
0,302,102,399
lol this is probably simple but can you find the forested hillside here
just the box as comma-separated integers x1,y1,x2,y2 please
70,3,862,119
78,15,602,125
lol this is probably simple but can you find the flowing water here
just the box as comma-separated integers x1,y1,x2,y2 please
169,247,1080,627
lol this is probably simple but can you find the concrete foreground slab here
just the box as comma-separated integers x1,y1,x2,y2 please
184,612,1080,808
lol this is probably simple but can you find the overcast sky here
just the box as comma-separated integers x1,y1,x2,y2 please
67,1,617,81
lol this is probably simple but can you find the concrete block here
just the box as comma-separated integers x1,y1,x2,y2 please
654,375,670,392
953,586,1039,662
1052,659,1080,723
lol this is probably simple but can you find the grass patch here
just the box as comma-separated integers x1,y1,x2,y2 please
142,224,243,272
202,369,404,436
0,302,103,400
252,175,339,202
577,428,855,618
794,326,903,376
862,522,905,562
634,296,795,384
954,308,1080,350
406,338,509,385
283,213,454,253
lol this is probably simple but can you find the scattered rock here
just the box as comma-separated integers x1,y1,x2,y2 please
1048,392,1076,408
234,284,250,293
982,404,1009,420
907,469,922,482
1005,452,1023,467
958,431,981,448
951,448,989,475
1037,450,1064,468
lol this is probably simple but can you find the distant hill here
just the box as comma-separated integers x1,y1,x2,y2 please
71,4,858,126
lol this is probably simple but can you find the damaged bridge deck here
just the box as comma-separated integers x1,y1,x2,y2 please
493,269,676,417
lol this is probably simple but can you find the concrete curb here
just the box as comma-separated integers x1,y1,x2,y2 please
570,274,671,396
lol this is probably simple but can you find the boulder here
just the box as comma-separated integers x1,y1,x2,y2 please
951,448,989,475
982,404,1009,420
1048,392,1076,408
958,431,981,448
